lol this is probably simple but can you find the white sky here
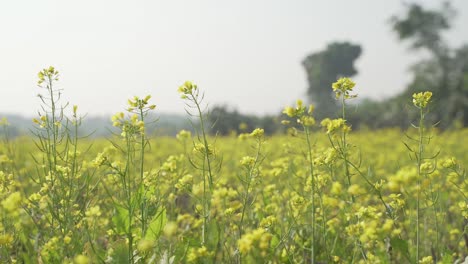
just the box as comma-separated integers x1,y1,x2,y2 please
1,0,467,117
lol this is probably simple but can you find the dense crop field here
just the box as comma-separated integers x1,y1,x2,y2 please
0,68,467,263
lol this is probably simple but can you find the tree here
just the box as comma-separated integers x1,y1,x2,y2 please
391,2,468,127
208,105,281,136
209,105,245,135
302,42,362,119
391,2,453,54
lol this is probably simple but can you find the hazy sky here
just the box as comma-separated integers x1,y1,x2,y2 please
1,0,467,117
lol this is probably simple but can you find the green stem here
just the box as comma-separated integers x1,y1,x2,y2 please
416,107,425,262
192,94,214,190
304,125,315,263
341,96,352,201
239,139,262,239
125,133,134,263
48,76,58,174
191,93,214,246
139,109,147,236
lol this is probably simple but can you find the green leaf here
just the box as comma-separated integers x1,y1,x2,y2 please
439,253,453,264
145,207,167,240
270,235,280,249
131,185,144,209
206,220,220,249
390,237,411,262
109,240,130,263
112,204,130,235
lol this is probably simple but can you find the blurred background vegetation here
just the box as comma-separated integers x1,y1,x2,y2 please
209,2,468,135
2,2,467,137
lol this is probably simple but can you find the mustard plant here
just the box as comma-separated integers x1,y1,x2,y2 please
331,77,356,194
178,81,221,251
236,128,266,263
282,99,317,262
30,66,97,261
98,95,159,263
405,91,437,262
322,78,398,261
321,78,366,260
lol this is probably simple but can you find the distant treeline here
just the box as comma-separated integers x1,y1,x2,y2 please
0,113,195,138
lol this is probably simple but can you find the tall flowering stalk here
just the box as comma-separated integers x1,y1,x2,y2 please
127,95,156,236
99,95,156,263
31,67,96,261
178,81,219,248
331,77,356,196
35,66,62,180
282,100,316,263
237,128,266,263
411,91,433,262
323,77,391,260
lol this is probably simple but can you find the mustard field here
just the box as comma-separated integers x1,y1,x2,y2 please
0,68,467,263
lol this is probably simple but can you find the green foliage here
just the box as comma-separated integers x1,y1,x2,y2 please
390,237,411,262
391,2,453,52
343,2,468,130
388,2,468,128
208,105,281,136
145,208,167,240
113,205,130,235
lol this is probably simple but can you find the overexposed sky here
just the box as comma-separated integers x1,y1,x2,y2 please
1,0,467,117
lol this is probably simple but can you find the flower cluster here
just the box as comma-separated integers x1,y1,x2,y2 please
176,129,191,141
320,118,351,134
32,115,48,128
37,66,59,86
412,91,432,109
111,112,145,137
127,95,156,113
178,81,198,98
237,228,272,255
332,77,356,99
282,99,315,126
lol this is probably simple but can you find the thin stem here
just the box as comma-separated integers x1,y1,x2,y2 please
341,95,352,201
125,132,134,263
192,94,214,189
190,93,214,246
48,76,58,174
239,139,262,238
139,109,147,236
304,125,315,264
416,107,424,262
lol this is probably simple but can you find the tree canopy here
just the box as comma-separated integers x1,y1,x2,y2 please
302,42,362,119
390,2,468,127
